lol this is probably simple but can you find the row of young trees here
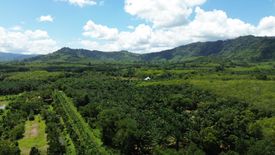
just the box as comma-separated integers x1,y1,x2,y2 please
53,91,107,155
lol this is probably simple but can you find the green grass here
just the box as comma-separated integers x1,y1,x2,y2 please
254,117,275,138
6,71,63,81
169,69,196,74
0,95,18,109
192,73,253,80
18,115,48,155
0,95,17,120
135,69,197,78
138,79,184,87
227,63,274,72
188,79,275,110
138,74,275,115
0,95,14,105
0,100,8,107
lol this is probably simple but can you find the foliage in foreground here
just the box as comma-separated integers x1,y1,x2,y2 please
0,61,274,155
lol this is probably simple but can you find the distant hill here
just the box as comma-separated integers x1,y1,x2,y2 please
26,48,140,63
27,36,275,63
142,35,275,62
0,52,36,62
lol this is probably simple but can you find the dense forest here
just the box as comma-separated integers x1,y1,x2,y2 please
0,58,274,155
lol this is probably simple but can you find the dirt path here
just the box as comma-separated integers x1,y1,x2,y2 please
30,123,39,137
24,122,39,138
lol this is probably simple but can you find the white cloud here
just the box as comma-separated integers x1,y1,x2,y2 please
83,20,119,40
81,6,275,54
117,24,153,51
10,26,22,31
127,25,134,30
65,0,97,7
38,15,54,23
82,22,173,53
257,16,275,36
80,40,120,51
124,0,206,28
183,7,256,41
0,27,58,54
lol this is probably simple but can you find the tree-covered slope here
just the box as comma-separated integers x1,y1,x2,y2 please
142,36,275,62
27,48,141,63
27,36,275,63
0,52,36,62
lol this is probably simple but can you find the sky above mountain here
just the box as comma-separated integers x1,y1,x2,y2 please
0,0,275,54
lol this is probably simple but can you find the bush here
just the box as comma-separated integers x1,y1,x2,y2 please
0,140,20,155
30,147,40,155
255,74,268,80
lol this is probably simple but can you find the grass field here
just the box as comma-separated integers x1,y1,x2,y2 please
18,115,48,155
0,96,10,106
0,95,17,109
254,117,275,138
138,73,275,115
188,79,275,113
6,71,63,81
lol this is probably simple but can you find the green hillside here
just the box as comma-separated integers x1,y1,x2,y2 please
0,52,36,62
26,48,140,63
26,36,275,63
142,36,275,62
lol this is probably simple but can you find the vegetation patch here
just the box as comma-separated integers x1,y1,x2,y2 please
6,71,63,81
53,91,107,154
0,60,275,154
188,79,275,114
18,115,48,155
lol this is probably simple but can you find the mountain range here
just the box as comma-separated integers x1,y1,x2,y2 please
0,52,36,62
4,35,275,63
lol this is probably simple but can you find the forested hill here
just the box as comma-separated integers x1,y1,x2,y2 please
142,35,275,62
26,48,141,63
0,52,36,62
27,36,275,63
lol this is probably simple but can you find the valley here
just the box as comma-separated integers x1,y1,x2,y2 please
1,0,275,154
0,53,274,154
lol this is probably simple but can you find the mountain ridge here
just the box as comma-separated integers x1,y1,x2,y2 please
0,52,37,62
26,47,141,63
26,35,275,63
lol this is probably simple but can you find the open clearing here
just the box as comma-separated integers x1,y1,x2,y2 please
18,115,48,155
0,96,8,109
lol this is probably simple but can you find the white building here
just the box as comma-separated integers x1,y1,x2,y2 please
144,77,151,81
0,105,5,110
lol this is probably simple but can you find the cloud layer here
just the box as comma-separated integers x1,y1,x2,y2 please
125,0,206,28
83,20,119,40
81,0,275,53
0,27,58,54
1,0,275,54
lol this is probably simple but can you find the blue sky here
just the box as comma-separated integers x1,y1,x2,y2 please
0,0,275,54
